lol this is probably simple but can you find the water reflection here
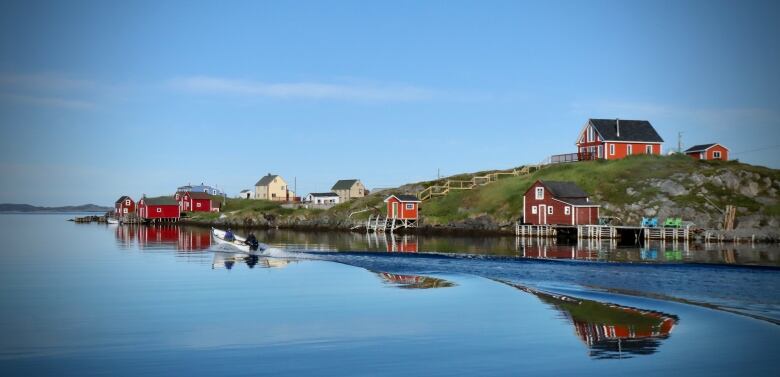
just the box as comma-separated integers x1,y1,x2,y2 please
376,272,455,289
508,283,678,359
211,251,295,270
115,224,211,251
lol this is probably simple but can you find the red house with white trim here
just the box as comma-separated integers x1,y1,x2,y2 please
522,180,600,225
684,143,729,161
175,191,220,212
114,196,135,218
384,194,420,220
137,196,180,221
576,119,664,160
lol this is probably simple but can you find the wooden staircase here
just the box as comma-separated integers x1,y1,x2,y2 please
417,165,541,201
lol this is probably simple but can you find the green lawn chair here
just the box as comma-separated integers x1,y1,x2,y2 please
663,217,682,228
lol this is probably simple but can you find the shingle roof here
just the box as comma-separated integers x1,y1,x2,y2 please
141,196,178,205
184,191,211,199
684,143,718,153
331,179,359,190
541,181,589,198
309,192,340,197
115,195,132,204
395,194,421,202
589,119,664,143
255,174,279,187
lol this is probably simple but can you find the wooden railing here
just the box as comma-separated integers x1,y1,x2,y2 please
417,165,540,201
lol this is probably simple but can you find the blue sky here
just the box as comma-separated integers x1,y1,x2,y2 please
1,0,778,206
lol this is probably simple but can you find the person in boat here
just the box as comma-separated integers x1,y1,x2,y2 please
224,228,235,242
245,233,259,251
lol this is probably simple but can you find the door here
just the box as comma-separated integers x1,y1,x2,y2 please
538,204,546,224
392,202,398,219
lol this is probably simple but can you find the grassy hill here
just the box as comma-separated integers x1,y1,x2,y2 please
189,154,780,237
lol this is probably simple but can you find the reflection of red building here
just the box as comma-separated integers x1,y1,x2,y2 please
377,272,453,289
137,226,180,248
178,228,212,251
387,235,418,253
522,245,598,260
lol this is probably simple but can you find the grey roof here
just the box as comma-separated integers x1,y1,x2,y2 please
555,197,599,206
141,196,178,205
589,119,664,143
684,143,718,153
541,181,589,198
239,189,251,193
183,191,211,199
255,174,279,187
331,179,359,190
115,195,132,204
394,194,420,202
309,192,340,197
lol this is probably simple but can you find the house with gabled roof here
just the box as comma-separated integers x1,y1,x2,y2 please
575,118,664,160
137,196,180,221
175,191,220,212
305,192,341,205
684,143,728,161
331,179,367,202
255,174,294,201
522,180,600,225
114,196,135,218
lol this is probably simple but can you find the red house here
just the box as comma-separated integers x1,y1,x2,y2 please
684,143,729,161
522,180,600,225
175,191,220,212
576,119,664,160
137,196,180,221
114,195,135,218
384,194,420,220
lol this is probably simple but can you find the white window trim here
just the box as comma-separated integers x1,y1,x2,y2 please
713,151,721,159
405,203,414,210
123,208,128,214
564,206,570,215
547,206,553,215
531,206,538,214
156,208,162,213
627,145,633,155
535,187,544,200
609,144,615,155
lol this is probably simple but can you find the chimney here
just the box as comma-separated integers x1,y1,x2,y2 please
616,118,620,137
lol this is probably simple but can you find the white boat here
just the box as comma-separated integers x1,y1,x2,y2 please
212,228,266,255
107,218,119,225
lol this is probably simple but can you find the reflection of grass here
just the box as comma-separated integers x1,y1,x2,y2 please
537,295,665,328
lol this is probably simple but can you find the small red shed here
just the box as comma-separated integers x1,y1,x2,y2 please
138,196,180,221
522,180,600,225
384,194,421,220
684,143,729,161
176,191,220,212
114,196,135,218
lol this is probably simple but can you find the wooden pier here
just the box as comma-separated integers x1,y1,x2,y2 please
364,214,418,233
516,222,692,241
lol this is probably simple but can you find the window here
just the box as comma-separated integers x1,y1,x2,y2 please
627,145,633,155
535,187,544,200
531,206,537,214
405,203,414,210
123,208,128,214
587,126,594,142
646,145,653,154
609,144,615,155
713,151,722,159
272,193,277,198
564,206,570,215
125,200,130,206
156,208,162,213
547,206,553,215
196,203,201,208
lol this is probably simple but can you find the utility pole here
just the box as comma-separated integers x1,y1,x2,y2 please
677,132,684,153
437,168,440,180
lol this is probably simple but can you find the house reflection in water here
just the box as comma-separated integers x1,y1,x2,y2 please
510,284,677,359
366,233,419,253
376,272,454,289
114,225,212,251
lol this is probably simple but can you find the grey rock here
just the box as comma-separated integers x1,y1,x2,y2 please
658,180,689,196
739,181,760,197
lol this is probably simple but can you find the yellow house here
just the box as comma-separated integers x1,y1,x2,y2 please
331,179,367,202
255,174,294,201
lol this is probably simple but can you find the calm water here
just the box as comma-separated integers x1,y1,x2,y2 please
1,214,779,376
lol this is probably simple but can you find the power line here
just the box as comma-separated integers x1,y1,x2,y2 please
732,144,780,155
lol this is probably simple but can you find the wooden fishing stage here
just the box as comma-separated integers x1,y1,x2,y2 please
516,223,692,241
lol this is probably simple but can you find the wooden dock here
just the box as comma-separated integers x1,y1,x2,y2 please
364,214,418,232
516,223,692,241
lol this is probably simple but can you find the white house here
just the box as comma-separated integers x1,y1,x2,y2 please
238,189,254,199
305,192,341,205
